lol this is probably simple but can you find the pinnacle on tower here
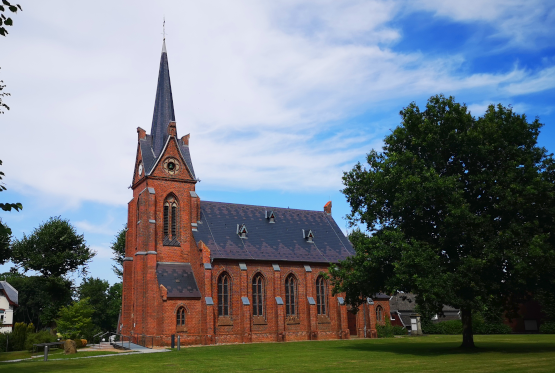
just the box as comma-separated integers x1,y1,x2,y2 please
150,39,175,158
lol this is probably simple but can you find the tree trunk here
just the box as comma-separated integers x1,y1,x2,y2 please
460,307,475,348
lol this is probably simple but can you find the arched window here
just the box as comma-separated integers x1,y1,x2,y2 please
285,274,298,317
163,195,179,241
218,272,231,317
252,273,265,317
316,276,327,315
176,306,186,327
376,305,384,323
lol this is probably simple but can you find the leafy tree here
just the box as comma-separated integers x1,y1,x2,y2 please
1,272,72,328
0,218,10,264
331,95,555,348
1,68,10,114
111,225,126,279
56,298,94,340
78,278,121,331
106,282,122,330
11,216,95,278
0,0,22,37
0,159,23,214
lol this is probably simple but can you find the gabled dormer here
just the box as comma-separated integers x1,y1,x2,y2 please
265,210,276,223
237,223,248,238
303,229,315,243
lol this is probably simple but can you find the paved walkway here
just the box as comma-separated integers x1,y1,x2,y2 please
1,345,169,363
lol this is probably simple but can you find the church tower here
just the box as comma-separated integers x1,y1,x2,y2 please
121,40,203,340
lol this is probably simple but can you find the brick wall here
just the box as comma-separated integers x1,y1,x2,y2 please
121,126,389,346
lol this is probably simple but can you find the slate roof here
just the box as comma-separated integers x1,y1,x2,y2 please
150,40,175,158
156,263,201,298
140,134,196,179
0,280,18,306
140,41,196,180
389,293,459,314
193,201,355,263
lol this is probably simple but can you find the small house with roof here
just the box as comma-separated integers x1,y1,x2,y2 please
0,281,18,333
120,40,390,346
389,293,460,331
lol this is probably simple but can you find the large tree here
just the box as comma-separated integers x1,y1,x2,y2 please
110,225,126,279
11,216,95,278
78,277,122,332
0,272,72,329
331,95,555,348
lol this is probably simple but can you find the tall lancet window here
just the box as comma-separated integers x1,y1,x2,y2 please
316,276,327,316
285,274,298,318
218,272,231,317
163,194,179,244
252,273,265,318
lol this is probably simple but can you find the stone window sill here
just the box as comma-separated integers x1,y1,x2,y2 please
318,315,331,324
286,316,300,325
253,316,267,325
218,317,233,326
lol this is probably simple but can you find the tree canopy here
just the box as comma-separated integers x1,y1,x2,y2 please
78,277,122,332
331,95,555,348
56,298,94,340
0,272,72,328
110,225,126,279
11,216,95,278
0,0,22,37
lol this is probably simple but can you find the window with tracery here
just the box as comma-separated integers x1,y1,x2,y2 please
316,276,327,315
163,195,179,241
176,307,186,327
218,272,231,317
252,273,265,317
285,274,298,317
376,305,384,323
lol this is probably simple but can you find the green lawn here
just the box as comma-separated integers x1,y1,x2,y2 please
1,335,555,372
0,348,119,362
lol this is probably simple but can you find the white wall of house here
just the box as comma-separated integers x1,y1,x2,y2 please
0,295,15,333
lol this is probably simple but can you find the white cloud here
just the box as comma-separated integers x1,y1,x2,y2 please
411,0,555,48
90,244,114,260
1,0,554,206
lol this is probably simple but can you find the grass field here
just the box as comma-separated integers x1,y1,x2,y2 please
1,335,554,372
0,348,120,362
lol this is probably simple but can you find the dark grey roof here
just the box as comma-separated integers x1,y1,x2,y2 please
150,40,175,158
193,201,355,263
0,280,18,305
156,263,201,298
177,138,196,179
139,134,195,180
389,293,459,313
140,135,156,174
389,293,417,312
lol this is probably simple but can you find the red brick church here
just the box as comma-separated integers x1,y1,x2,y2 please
120,41,390,346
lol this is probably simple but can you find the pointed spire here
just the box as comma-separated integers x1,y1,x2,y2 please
150,38,175,158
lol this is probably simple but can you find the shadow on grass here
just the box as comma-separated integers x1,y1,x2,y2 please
341,338,555,357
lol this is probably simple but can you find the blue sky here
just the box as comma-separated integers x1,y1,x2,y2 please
1,0,554,285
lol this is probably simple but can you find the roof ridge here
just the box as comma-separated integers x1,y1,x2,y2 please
200,200,326,213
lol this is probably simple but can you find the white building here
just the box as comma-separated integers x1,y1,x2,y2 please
0,281,18,333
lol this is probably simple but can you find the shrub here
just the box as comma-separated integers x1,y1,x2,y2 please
540,322,555,334
11,322,29,351
474,322,512,334
74,338,83,348
376,323,394,338
392,326,408,335
81,339,87,347
25,330,57,351
0,332,13,351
